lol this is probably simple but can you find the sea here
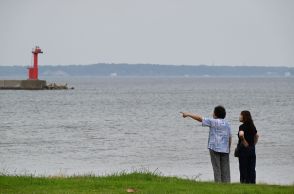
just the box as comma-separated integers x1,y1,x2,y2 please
0,76,293,185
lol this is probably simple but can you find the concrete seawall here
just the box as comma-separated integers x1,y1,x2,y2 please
0,80,47,90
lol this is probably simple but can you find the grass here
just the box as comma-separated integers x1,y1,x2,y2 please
0,171,293,194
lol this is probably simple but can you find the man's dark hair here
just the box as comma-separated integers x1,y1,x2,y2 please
214,105,226,119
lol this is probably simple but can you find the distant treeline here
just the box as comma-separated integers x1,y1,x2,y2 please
0,63,293,77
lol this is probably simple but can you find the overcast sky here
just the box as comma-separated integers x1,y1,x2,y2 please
0,0,293,67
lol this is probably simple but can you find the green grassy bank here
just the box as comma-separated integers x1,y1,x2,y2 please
1,172,293,194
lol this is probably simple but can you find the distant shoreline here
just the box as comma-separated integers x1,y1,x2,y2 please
0,64,293,77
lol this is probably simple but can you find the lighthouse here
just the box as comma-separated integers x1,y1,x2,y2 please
0,46,72,90
28,46,43,80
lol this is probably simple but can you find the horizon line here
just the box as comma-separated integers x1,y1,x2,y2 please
0,63,294,68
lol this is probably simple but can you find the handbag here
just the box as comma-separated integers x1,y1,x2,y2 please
234,144,240,157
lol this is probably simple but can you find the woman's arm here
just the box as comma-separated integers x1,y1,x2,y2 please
239,131,249,147
180,112,203,122
254,134,259,145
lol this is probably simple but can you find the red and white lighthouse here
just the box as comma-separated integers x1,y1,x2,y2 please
28,46,43,80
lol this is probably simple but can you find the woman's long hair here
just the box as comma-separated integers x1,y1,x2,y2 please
241,110,256,132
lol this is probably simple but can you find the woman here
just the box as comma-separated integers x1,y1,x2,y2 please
238,110,259,184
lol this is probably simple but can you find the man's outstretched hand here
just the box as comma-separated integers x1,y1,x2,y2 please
180,112,203,122
180,112,189,118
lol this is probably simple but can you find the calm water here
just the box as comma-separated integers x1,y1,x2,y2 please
1,77,293,185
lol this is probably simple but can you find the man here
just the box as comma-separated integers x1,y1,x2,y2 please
180,105,232,183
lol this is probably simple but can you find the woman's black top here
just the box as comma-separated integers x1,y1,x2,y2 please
238,123,257,147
